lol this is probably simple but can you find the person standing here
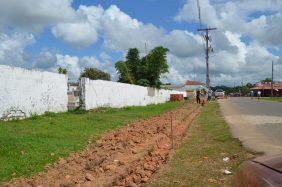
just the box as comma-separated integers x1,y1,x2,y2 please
207,90,212,102
250,90,254,99
257,90,261,99
196,90,201,104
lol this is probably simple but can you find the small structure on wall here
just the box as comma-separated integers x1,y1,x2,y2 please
165,80,209,99
67,82,80,110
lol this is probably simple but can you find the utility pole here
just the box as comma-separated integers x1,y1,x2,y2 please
197,27,216,88
144,41,148,56
271,60,274,97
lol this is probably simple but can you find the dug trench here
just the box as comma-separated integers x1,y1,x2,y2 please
4,103,200,187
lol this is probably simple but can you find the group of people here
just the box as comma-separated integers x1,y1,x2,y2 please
195,89,212,105
250,90,261,99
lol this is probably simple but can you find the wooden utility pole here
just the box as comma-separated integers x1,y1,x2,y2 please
197,27,216,88
145,41,148,55
271,60,274,97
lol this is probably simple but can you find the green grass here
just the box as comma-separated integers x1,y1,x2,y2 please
149,102,249,187
0,102,182,183
262,97,282,102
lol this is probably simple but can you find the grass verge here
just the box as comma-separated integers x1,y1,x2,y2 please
149,102,249,187
0,102,182,183
262,97,282,102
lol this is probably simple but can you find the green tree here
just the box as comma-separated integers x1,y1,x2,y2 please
246,83,253,88
57,67,67,75
80,68,110,81
242,85,250,95
115,46,169,88
145,46,169,88
125,48,140,82
137,79,150,87
261,78,272,82
115,61,134,84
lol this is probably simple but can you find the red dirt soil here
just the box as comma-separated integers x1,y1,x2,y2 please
3,104,200,187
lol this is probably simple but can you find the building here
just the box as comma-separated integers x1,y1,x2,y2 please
166,80,209,98
251,82,282,96
67,82,80,110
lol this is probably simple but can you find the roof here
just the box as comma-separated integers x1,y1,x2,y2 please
251,82,282,90
165,80,208,91
68,82,79,86
185,80,205,86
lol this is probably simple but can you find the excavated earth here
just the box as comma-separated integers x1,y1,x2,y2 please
4,104,200,187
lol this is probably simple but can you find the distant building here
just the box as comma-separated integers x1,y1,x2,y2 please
166,80,209,98
251,82,282,96
67,82,80,110
68,82,79,92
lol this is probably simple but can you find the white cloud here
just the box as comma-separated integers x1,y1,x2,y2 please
0,0,76,32
52,5,104,47
54,53,115,81
51,4,203,59
175,0,218,26
0,0,281,85
33,50,57,70
56,54,81,79
52,22,99,48
0,33,35,67
172,0,282,85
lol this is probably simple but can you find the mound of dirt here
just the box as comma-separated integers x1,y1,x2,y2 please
4,104,200,187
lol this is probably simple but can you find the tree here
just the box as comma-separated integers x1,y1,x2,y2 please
137,79,150,87
261,78,272,82
242,85,250,95
115,61,134,84
80,68,110,81
125,48,140,83
115,46,169,88
246,83,253,88
57,67,67,75
144,46,169,88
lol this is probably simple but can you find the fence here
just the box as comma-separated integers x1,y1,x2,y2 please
80,78,186,110
0,66,186,120
0,65,68,120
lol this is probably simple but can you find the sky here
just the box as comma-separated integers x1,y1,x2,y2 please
0,0,281,86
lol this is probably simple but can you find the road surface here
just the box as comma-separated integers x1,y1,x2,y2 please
219,97,282,156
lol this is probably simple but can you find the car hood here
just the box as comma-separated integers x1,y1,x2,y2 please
253,154,282,173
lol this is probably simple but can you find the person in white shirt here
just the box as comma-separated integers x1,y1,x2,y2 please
257,91,261,99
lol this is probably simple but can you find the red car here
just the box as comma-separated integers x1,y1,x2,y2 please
232,155,282,186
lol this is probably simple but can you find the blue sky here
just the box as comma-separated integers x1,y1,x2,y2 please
27,0,193,62
0,0,281,85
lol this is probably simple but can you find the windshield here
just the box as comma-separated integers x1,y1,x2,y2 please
216,89,224,92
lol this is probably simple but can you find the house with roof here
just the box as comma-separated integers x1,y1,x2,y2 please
251,81,282,96
165,80,209,98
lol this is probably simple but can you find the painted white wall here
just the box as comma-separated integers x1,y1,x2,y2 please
80,78,186,110
0,65,68,120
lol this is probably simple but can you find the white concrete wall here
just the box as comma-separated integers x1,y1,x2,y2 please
80,78,186,110
0,65,68,120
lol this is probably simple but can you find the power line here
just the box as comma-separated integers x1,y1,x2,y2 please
197,0,202,28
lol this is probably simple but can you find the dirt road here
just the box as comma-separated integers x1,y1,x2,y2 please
219,97,282,156
4,104,200,187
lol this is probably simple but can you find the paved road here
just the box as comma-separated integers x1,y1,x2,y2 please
219,97,282,156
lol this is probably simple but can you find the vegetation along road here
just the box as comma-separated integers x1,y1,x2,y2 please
0,102,181,183
1,101,252,186
149,101,249,187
